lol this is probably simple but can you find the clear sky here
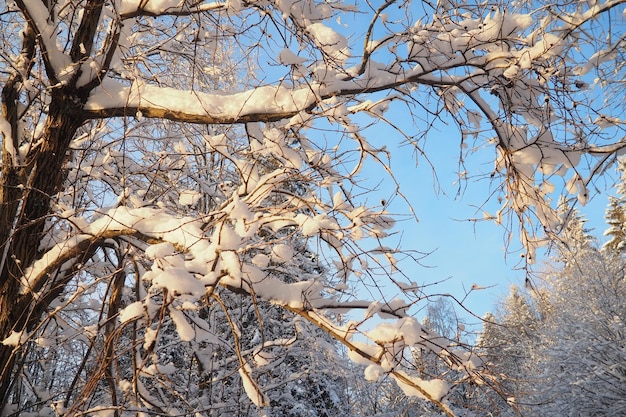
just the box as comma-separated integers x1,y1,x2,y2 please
323,5,522,325
409,141,611,321
353,101,615,327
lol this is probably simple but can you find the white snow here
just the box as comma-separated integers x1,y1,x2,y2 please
251,253,270,268
147,267,206,297
306,23,350,60
169,306,195,342
278,48,308,66
35,336,55,347
118,0,222,15
392,371,450,402
145,242,176,259
0,115,17,165
346,341,383,366
83,406,116,417
271,244,293,263
364,364,385,381
1,330,28,346
239,363,267,407
23,2,72,81
119,301,144,323
144,327,157,350
179,190,202,206
295,213,340,236
85,79,320,122
21,235,91,294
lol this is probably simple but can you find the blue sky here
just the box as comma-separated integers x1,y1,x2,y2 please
394,133,613,324
323,5,517,322
329,3,623,326
352,102,616,326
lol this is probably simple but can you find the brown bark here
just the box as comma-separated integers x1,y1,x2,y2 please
0,92,86,410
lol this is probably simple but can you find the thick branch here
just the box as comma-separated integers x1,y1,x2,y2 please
69,0,106,63
84,103,311,125
82,72,455,125
14,1,62,85
24,229,162,296
0,22,36,268
119,1,226,20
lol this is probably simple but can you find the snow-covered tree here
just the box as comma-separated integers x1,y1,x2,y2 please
476,286,544,416
556,197,596,256
345,297,488,417
528,247,626,416
473,312,519,417
604,158,626,254
481,200,626,416
527,191,626,415
1,1,625,416
417,298,486,417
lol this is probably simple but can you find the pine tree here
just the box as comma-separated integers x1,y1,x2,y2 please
478,286,543,415
555,196,595,261
603,158,626,254
603,196,626,253
481,205,626,416
531,248,626,416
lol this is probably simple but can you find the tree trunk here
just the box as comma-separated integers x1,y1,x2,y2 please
0,93,85,411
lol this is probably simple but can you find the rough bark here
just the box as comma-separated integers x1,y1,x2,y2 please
0,92,86,410
0,0,110,408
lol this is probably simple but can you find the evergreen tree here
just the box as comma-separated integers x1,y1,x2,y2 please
603,158,626,254
555,196,596,262
474,312,518,417
530,248,626,416
481,196,626,416
477,287,543,416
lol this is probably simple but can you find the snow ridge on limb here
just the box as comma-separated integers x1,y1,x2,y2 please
84,80,323,124
283,306,458,417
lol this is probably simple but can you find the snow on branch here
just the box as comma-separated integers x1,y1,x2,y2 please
84,79,322,124
21,201,470,414
284,306,460,417
118,0,226,18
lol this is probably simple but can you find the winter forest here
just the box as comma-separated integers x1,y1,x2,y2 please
0,0,624,416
